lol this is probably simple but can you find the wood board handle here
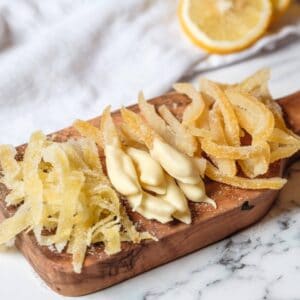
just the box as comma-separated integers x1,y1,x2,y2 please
278,91,300,135
278,91,300,164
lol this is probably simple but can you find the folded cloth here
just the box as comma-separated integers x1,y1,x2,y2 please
0,0,299,145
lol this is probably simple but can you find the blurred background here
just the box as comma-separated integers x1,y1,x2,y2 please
0,1,300,300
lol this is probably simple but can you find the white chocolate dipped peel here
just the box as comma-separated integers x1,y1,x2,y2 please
158,175,191,224
100,107,191,223
126,147,166,195
120,107,213,210
128,192,175,224
100,107,142,209
150,137,200,185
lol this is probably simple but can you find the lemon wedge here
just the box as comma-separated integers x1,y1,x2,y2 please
178,0,272,54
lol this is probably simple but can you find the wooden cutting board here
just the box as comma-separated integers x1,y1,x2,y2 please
0,91,300,297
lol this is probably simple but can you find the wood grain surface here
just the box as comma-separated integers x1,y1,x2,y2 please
0,91,300,297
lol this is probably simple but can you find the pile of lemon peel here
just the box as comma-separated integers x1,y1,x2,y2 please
185,68,297,188
0,134,154,273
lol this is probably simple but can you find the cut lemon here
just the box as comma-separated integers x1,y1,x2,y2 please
178,0,272,54
270,0,290,19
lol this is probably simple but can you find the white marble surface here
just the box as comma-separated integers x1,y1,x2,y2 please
1,39,300,300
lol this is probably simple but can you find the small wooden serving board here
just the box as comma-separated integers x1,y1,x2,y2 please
1,91,300,297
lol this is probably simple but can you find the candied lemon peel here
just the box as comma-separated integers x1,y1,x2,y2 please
0,135,154,273
175,68,298,189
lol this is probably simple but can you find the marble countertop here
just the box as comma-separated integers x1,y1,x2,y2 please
1,29,300,300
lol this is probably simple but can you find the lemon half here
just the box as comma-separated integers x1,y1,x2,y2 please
178,0,272,54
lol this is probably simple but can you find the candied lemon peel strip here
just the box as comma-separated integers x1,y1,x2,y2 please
205,162,287,190
0,145,25,205
201,79,240,147
158,104,198,157
207,103,237,177
173,83,206,127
